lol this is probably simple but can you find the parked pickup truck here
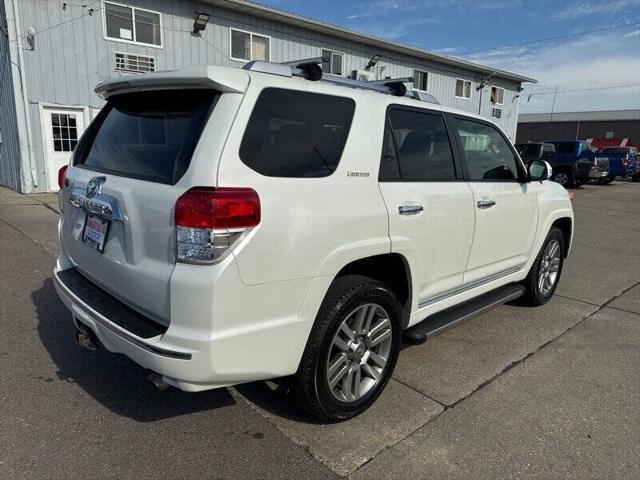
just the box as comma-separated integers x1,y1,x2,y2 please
541,141,600,188
594,147,639,182
515,142,556,166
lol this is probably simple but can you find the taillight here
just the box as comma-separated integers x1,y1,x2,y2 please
175,187,260,264
58,165,68,189
622,154,629,166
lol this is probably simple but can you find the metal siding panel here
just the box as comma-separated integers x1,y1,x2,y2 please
0,0,23,190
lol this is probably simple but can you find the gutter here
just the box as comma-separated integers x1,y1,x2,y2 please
205,0,537,84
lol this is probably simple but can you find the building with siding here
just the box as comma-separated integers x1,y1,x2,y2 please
516,110,640,147
1,0,535,193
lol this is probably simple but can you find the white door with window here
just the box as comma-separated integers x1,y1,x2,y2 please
42,107,86,191
378,108,475,305
451,116,539,284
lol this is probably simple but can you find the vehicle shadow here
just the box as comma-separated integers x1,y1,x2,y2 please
234,380,325,424
32,277,235,422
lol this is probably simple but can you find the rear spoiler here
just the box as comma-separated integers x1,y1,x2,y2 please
95,65,250,98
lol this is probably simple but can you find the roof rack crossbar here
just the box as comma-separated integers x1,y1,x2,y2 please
369,77,414,85
244,59,438,99
280,56,326,67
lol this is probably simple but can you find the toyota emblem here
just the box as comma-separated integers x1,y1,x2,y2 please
86,177,105,198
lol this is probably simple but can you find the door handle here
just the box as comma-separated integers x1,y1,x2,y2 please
399,205,424,215
477,199,496,209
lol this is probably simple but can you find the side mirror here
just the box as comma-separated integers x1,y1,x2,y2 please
529,160,552,181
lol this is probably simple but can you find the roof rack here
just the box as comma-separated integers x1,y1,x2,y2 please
243,58,439,103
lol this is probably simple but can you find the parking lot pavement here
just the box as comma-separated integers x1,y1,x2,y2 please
0,181,638,479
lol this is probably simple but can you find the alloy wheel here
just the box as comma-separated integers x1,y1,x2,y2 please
554,173,569,186
538,239,561,296
326,303,393,402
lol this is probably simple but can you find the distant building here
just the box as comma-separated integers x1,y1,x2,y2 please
1,0,535,193
516,109,640,147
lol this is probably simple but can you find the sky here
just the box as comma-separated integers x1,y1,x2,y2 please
257,0,640,113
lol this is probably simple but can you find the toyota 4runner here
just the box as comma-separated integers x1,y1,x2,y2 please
54,61,574,421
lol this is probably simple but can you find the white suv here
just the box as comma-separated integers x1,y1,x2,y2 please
54,61,573,421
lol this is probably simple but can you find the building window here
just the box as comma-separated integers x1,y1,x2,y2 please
491,86,505,105
115,52,155,73
413,70,428,91
51,114,78,152
322,49,344,76
103,1,162,47
455,79,472,99
230,28,270,62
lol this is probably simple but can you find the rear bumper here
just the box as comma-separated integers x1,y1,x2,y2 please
588,168,609,179
53,254,316,392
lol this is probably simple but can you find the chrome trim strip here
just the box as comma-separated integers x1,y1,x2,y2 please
68,187,123,221
418,265,524,309
54,272,191,360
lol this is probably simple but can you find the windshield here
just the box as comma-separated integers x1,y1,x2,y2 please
74,90,217,184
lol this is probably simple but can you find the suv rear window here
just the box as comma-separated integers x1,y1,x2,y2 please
74,90,216,184
239,88,355,177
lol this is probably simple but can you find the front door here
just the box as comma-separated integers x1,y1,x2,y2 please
451,116,539,285
378,107,475,307
42,107,87,191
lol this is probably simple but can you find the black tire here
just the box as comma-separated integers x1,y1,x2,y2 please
521,227,565,306
604,175,615,184
294,274,402,421
632,174,640,183
553,170,574,188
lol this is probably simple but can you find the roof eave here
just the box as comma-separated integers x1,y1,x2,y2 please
204,0,537,84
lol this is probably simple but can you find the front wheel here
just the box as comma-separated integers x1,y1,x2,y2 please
521,227,565,306
294,275,402,421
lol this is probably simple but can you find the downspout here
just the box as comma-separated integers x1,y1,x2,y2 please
7,0,38,190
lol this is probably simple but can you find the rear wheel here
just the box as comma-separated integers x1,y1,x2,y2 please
294,274,402,421
632,174,640,183
521,227,565,306
553,170,574,188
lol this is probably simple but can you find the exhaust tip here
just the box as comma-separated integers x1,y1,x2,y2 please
147,371,170,391
74,324,99,350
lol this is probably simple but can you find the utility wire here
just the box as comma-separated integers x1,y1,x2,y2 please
464,22,640,56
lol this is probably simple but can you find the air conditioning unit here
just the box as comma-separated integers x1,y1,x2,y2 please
491,107,503,119
351,69,375,81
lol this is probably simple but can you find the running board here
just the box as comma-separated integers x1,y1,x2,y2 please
403,284,525,344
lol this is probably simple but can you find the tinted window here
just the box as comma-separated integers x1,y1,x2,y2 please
553,142,577,154
454,118,519,181
74,90,215,184
515,144,540,158
379,109,456,181
239,88,355,177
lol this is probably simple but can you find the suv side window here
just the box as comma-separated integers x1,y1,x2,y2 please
239,88,355,178
379,108,456,181
453,117,519,181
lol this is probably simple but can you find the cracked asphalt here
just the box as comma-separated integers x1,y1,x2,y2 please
0,181,638,479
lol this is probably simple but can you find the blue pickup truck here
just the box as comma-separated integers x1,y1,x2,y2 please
539,141,597,188
594,147,640,182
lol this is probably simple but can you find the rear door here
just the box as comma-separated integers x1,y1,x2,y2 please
378,107,475,306
59,90,218,324
450,116,538,285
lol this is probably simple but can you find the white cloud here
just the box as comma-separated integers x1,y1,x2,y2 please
465,30,640,112
623,29,640,37
553,0,640,19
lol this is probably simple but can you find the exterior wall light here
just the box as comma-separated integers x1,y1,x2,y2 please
193,12,210,33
